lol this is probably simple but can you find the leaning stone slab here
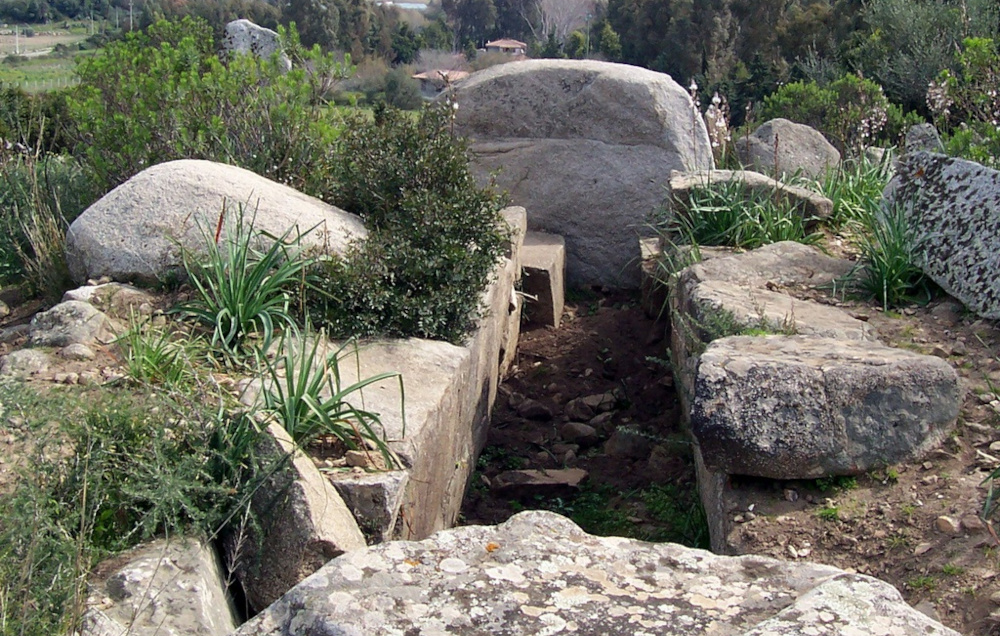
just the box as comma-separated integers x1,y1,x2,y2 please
82,538,237,636
691,335,960,480
66,159,367,285
236,510,959,636
29,300,114,347
885,151,1000,319
670,169,833,224
235,422,366,613
451,59,712,288
521,231,565,328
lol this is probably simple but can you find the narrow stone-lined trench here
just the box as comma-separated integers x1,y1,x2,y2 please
461,289,708,547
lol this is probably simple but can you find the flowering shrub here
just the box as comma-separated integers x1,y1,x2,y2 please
928,37,1000,167
759,74,892,154
703,92,731,165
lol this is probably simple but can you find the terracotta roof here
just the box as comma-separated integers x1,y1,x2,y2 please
485,38,527,49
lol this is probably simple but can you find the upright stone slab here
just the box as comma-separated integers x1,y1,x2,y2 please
66,160,367,285
521,231,565,328
451,60,712,288
222,19,291,70
236,511,959,636
885,151,1000,319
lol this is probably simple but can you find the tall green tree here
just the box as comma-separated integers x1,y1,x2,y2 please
283,0,341,50
442,0,497,47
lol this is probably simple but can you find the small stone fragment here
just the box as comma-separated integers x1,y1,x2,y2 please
345,450,371,469
564,398,595,421
934,516,961,534
517,398,554,421
913,542,933,556
783,489,799,502
61,343,96,361
491,469,588,497
961,515,986,532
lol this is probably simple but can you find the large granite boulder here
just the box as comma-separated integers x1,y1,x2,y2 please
451,59,713,287
237,510,959,635
65,160,367,285
736,118,840,179
885,151,1000,319
692,335,960,479
222,19,291,70
82,539,237,636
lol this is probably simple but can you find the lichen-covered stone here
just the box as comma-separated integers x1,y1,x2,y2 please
692,335,960,479
28,300,113,347
236,510,958,636
885,152,1000,319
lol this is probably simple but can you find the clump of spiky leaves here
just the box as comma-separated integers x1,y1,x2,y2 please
850,201,929,310
115,313,200,388
810,154,895,229
666,179,821,250
258,325,405,469
175,202,314,361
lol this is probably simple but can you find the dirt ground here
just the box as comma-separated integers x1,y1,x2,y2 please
463,285,1000,636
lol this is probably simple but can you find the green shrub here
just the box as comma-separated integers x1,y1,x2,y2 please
760,74,892,154
69,17,352,195
309,105,509,343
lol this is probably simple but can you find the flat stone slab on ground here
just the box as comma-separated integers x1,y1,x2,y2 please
692,335,960,479
521,231,565,328
491,468,588,496
236,510,959,636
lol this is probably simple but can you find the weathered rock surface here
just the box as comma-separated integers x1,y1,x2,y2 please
82,539,237,636
63,283,157,319
670,169,834,223
222,19,291,70
29,300,114,347
329,471,409,544
692,335,960,479
736,118,841,178
451,59,712,287
904,123,944,154
236,510,959,636
65,160,367,285
234,422,366,613
0,348,51,377
521,231,565,328
491,468,588,496
885,151,1000,319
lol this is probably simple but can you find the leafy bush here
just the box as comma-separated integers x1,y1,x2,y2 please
309,105,509,343
759,74,892,154
69,18,352,195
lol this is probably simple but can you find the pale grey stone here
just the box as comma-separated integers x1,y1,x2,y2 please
905,123,944,153
236,510,959,636
82,538,237,636
885,152,1000,319
235,422,367,612
29,300,113,347
451,59,713,287
222,19,291,70
736,118,841,178
670,169,834,223
0,349,51,377
60,343,96,361
0,324,30,344
63,283,156,320
65,160,367,285
521,232,565,328
692,335,960,479
329,471,409,543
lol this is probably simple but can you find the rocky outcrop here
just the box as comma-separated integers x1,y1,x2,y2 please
29,300,114,347
736,118,841,178
236,510,959,636
222,19,291,70
451,59,712,287
65,160,367,285
692,335,960,479
82,539,237,636
885,151,1000,319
